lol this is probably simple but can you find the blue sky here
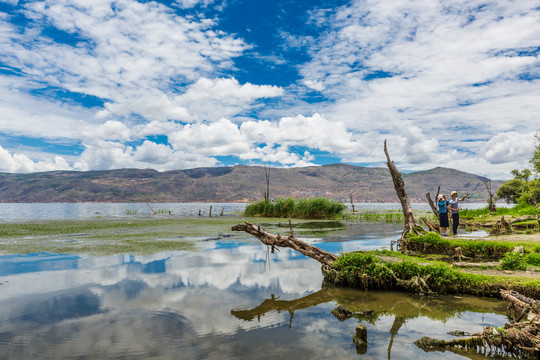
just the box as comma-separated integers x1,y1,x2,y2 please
0,0,539,179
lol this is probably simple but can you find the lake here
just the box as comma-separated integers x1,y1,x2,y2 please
0,202,499,222
0,203,510,359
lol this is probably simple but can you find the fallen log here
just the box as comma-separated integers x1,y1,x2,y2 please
508,215,536,224
415,290,540,358
421,217,438,232
232,221,338,268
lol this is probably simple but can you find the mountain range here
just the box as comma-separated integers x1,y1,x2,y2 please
0,164,503,203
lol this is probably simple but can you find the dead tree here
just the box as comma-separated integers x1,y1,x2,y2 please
490,216,513,235
425,186,440,218
349,193,356,212
232,221,338,269
483,178,496,213
146,202,157,215
384,140,424,250
264,165,271,203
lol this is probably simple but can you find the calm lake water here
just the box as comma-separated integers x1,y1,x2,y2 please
0,203,510,359
0,202,497,222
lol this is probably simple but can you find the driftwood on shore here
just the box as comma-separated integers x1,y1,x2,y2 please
415,290,540,358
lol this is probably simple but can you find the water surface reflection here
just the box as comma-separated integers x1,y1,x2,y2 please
0,235,510,360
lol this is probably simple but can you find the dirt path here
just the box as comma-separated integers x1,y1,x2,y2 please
461,268,540,278
462,232,540,243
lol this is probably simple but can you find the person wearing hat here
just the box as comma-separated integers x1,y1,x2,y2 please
437,194,449,236
448,191,468,235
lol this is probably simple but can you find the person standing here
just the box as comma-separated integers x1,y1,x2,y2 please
448,191,468,236
437,194,449,236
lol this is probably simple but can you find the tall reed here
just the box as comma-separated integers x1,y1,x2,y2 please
244,197,346,219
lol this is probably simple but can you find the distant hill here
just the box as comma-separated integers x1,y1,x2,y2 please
0,164,503,203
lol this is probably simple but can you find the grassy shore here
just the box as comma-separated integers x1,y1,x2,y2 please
326,249,540,298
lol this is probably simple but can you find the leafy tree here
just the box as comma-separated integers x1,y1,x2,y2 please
496,176,528,204
530,133,540,174
511,169,531,181
496,134,540,205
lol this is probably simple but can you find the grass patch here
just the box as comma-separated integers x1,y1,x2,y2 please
244,197,346,219
343,210,436,223
329,252,540,298
525,252,540,266
460,203,540,219
500,252,527,271
406,233,517,259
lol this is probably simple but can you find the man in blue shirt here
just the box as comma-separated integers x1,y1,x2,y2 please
448,191,468,235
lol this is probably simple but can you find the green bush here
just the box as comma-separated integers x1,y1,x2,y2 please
244,197,346,219
500,252,527,271
525,252,540,267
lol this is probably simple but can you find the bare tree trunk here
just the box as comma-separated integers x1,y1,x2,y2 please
425,186,440,218
483,178,496,212
146,202,157,214
232,221,338,268
349,193,356,212
490,216,513,235
384,140,424,250
264,165,271,203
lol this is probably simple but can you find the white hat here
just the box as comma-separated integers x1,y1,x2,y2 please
451,191,457,196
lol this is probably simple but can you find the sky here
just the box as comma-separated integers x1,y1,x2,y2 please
0,0,539,179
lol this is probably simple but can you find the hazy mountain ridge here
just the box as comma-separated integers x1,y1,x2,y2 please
0,164,503,203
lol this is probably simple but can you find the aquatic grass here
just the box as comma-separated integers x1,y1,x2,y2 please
343,210,436,223
0,216,347,255
0,238,197,255
244,197,346,219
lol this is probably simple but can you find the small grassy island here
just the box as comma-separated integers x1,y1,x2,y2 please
244,197,347,219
